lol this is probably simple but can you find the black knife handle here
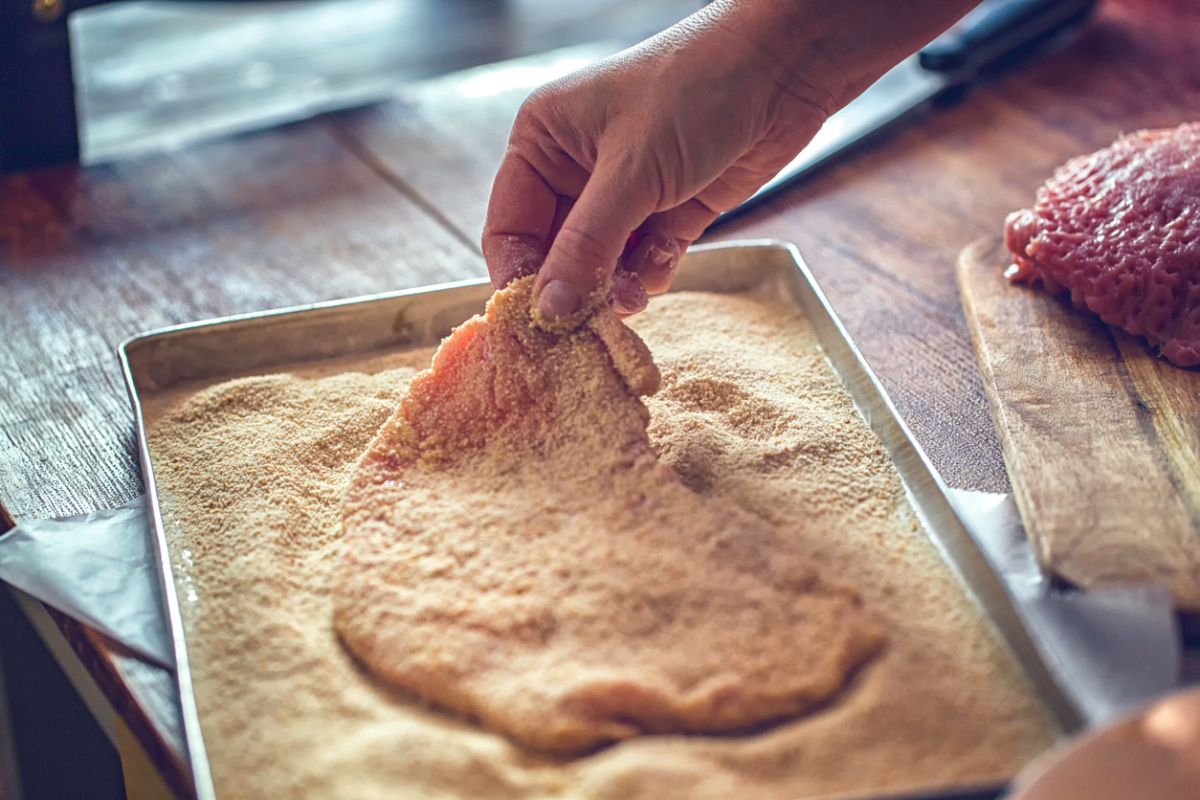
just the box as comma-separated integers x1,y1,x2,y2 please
919,0,1097,74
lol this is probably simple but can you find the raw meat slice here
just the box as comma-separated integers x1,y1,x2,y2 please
334,277,884,754
1004,122,1200,366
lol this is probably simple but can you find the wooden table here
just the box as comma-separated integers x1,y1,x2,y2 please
1,0,1196,794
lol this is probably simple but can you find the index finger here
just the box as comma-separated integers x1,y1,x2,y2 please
481,149,559,288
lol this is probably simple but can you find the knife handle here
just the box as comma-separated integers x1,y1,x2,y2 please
919,0,1097,75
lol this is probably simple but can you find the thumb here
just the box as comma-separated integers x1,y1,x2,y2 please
534,150,659,323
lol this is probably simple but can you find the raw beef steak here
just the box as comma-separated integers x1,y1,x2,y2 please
1004,122,1200,367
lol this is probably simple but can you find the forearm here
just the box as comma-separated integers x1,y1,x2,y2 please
687,0,979,116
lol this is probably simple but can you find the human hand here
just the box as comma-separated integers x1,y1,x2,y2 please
482,0,976,322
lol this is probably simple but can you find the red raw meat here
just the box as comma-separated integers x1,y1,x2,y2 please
1004,122,1200,367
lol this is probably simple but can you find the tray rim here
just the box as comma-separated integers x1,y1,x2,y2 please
119,238,1081,800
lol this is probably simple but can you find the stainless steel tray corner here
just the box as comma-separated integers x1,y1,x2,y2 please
120,240,1082,800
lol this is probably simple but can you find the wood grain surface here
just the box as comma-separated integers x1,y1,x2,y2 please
959,237,1200,610
1,0,1198,791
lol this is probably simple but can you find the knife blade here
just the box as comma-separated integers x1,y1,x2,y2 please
719,0,1098,222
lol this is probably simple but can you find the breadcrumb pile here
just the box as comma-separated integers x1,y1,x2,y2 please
146,285,1055,800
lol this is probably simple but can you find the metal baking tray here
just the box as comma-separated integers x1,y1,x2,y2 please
120,240,1083,800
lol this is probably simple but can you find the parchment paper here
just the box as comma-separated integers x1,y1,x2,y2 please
0,495,173,668
946,488,1181,725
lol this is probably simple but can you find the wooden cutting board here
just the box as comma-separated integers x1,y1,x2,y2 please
958,237,1200,611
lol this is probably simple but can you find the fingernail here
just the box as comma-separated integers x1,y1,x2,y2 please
538,279,582,320
629,235,681,295
611,271,648,316
646,244,674,268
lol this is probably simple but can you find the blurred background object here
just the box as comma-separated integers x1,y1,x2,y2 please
1009,687,1200,800
0,0,699,171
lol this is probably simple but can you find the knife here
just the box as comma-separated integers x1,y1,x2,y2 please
719,0,1098,221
